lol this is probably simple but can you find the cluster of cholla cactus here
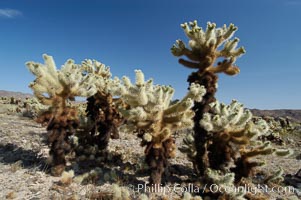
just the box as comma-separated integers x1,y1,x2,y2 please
118,70,206,184
182,100,291,179
0,96,44,116
173,21,292,198
25,20,294,199
27,55,129,175
259,116,296,145
26,54,206,184
21,97,48,119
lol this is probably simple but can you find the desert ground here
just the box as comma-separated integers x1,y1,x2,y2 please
0,92,301,200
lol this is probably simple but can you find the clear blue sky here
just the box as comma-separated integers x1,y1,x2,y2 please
0,0,300,109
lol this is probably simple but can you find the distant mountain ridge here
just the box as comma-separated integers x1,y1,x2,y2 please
0,90,300,122
250,109,301,123
0,90,33,99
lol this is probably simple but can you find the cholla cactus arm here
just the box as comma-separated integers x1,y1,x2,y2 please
27,54,97,107
164,83,206,117
172,20,246,75
200,100,254,134
81,59,111,79
205,168,247,200
120,70,206,143
112,184,130,200
265,167,284,184
274,149,293,156
80,59,124,96
179,131,198,162
121,70,153,107
59,59,97,98
162,93,202,136
205,168,235,187
162,84,206,131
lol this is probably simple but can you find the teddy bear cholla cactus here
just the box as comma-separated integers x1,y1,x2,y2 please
181,100,292,181
119,70,206,184
26,54,97,175
21,97,48,119
171,20,246,175
27,54,97,107
204,168,246,200
75,60,124,160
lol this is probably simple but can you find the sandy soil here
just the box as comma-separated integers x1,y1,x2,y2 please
0,111,301,200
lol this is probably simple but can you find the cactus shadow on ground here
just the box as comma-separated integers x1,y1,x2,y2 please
0,143,49,171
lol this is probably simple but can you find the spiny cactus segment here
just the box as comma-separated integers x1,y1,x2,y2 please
118,70,206,184
181,100,292,182
171,20,245,76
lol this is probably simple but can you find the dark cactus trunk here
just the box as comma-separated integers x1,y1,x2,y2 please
145,145,166,185
47,107,79,176
232,157,253,182
208,133,235,171
86,91,123,151
145,138,175,185
188,71,218,175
